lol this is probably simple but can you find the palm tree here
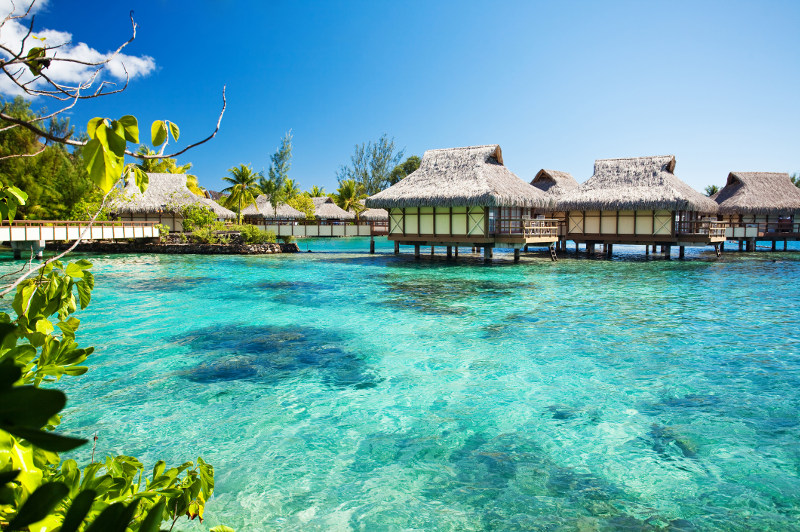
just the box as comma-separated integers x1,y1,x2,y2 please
135,145,204,195
704,184,719,197
222,164,262,224
283,178,301,201
334,179,367,221
309,185,326,197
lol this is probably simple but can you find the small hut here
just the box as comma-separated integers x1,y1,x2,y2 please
113,173,235,232
365,145,557,261
241,194,305,225
311,197,355,223
714,172,800,250
556,156,725,257
531,169,580,248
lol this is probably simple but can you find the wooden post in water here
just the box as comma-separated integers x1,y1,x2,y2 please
514,248,520,262
454,247,459,258
414,244,420,258
370,237,375,254
679,246,685,259
523,244,529,252
739,240,744,251
394,241,400,254
447,246,452,259
645,245,650,256
664,245,672,259
431,246,435,257
720,242,725,252
772,241,777,251
784,240,788,251
606,243,613,258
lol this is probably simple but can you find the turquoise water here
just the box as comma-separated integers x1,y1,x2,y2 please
10,239,800,530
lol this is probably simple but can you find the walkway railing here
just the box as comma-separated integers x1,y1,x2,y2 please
0,220,159,242
675,220,727,238
727,221,800,235
494,218,559,238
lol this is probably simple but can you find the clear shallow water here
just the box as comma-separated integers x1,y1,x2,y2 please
8,239,800,530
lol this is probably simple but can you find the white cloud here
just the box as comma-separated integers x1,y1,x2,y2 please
0,1,155,98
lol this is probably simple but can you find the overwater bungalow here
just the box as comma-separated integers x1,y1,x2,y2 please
556,156,726,258
714,172,800,251
531,169,580,250
241,194,305,229
365,145,558,261
311,197,355,224
113,173,236,232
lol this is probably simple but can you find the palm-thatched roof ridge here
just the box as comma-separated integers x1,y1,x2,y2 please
113,173,236,219
241,194,305,219
312,197,355,220
556,156,718,213
354,201,388,221
365,145,550,209
531,169,580,198
714,172,800,215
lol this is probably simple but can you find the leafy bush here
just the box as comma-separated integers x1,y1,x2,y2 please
237,224,275,244
153,223,170,235
287,195,315,220
279,235,295,244
180,205,216,232
190,226,220,244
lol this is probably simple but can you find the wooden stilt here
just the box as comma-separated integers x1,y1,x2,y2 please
645,245,650,256
447,246,452,259
784,240,788,251
739,240,744,251
606,243,613,257
454,247,459,258
394,241,400,254
664,245,671,259
772,241,777,251
523,244,529,252
414,244,420,258
369,237,375,254
679,246,685,259
720,242,725,252
513,248,520,262
431,246,434,256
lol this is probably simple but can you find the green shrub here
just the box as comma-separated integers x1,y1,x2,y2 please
181,204,217,232
191,226,219,244
153,223,170,235
237,224,276,244
279,235,295,244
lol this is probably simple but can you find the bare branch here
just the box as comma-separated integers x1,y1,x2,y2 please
0,141,45,160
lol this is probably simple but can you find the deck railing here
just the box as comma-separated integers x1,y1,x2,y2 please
675,220,727,238
494,218,559,238
727,221,800,235
1,220,158,228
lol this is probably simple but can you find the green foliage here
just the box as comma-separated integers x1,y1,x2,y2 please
222,164,262,224
153,223,170,235
279,235,295,244
180,204,217,232
267,131,292,186
237,224,275,244
0,183,27,223
135,145,203,196
283,178,301,201
190,226,220,244
336,134,404,195
334,179,367,219
287,194,315,220
388,155,421,186
704,184,719,197
308,185,325,197
791,173,799,188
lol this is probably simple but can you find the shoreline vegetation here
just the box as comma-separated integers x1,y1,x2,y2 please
48,232,301,255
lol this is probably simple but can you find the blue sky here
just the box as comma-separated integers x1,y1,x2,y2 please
9,0,800,193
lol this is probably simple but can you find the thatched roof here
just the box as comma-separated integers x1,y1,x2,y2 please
365,145,550,209
311,197,354,220
715,172,800,215
556,156,718,213
354,201,388,221
241,195,305,219
113,173,236,219
531,170,580,198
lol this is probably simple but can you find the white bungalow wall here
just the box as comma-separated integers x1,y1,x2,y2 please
568,210,673,236
389,207,485,236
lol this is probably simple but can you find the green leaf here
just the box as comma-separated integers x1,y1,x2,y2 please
60,489,97,532
0,386,66,426
76,280,92,309
87,117,105,138
210,526,236,532
5,185,27,205
0,359,22,388
0,469,19,484
6,482,69,531
133,167,149,193
82,270,95,291
138,498,166,532
0,425,86,451
57,317,80,339
83,138,123,194
117,115,139,143
96,122,126,158
34,318,54,335
85,500,139,532
151,120,167,146
168,121,180,142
